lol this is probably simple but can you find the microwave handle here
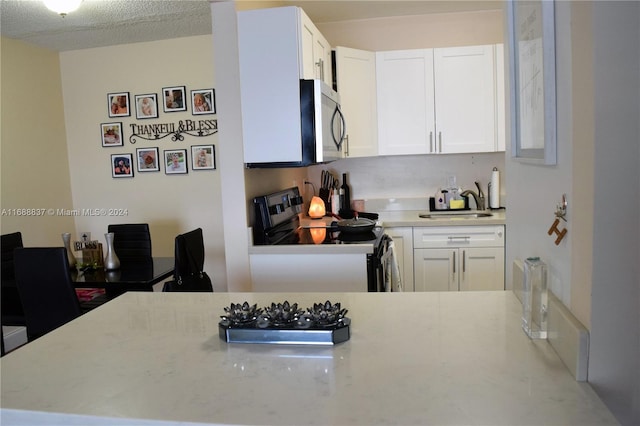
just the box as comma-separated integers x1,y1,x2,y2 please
331,106,346,150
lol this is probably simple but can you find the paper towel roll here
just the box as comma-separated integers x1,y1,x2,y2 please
490,167,500,209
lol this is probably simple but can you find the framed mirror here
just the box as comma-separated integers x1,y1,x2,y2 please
507,0,557,165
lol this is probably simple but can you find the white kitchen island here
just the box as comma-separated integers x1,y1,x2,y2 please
0,291,617,425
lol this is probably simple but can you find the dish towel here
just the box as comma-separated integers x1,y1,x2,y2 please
383,240,403,292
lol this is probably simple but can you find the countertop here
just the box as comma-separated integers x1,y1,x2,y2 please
0,291,617,426
248,210,506,254
249,216,380,255
379,209,506,227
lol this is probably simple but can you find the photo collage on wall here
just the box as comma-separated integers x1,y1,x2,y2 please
103,87,216,177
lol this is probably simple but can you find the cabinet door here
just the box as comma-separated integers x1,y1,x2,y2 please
433,45,496,153
336,46,378,158
495,43,506,152
300,12,332,85
459,247,505,291
414,248,457,292
376,49,435,155
384,227,414,291
238,7,303,164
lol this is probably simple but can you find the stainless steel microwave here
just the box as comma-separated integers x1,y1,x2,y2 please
299,79,345,165
245,79,345,168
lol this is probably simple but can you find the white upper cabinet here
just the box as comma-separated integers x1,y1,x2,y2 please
433,45,496,153
495,43,506,152
237,7,332,164
300,13,332,85
335,46,378,158
376,44,505,155
376,49,435,155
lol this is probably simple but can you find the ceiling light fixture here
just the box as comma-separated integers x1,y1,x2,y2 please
43,0,83,16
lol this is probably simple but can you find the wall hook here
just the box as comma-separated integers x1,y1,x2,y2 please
548,194,568,245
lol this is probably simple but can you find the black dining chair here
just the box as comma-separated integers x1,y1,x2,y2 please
13,247,94,341
163,228,213,292
107,223,152,263
1,232,26,328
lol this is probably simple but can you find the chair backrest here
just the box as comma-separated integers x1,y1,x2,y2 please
1,232,25,326
163,228,213,292
107,223,152,262
175,228,205,278
13,247,82,340
2,232,23,280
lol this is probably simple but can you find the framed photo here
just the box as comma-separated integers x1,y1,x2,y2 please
101,122,123,147
108,92,130,117
507,0,557,165
191,89,215,115
111,154,134,178
164,149,188,174
191,145,216,170
135,93,159,119
162,86,187,113
136,147,160,172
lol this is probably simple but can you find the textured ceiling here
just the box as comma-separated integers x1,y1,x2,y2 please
0,0,502,52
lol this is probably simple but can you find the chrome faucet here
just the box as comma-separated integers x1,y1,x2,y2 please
461,182,486,211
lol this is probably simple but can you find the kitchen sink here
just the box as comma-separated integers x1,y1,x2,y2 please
418,211,493,219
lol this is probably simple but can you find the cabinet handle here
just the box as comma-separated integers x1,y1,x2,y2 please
439,132,442,153
462,250,466,274
429,131,433,152
452,250,456,274
315,58,324,80
447,236,470,241
345,134,350,157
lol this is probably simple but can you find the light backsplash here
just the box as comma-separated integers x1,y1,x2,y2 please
308,152,506,209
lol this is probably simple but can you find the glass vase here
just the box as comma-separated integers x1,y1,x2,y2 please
522,257,548,339
61,232,76,269
103,232,120,270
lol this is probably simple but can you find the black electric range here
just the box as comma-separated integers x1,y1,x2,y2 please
252,187,383,247
252,188,391,292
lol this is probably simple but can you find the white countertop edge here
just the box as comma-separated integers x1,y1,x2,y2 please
0,408,224,426
248,243,373,255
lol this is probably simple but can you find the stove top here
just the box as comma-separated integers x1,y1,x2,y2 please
283,225,383,246
252,187,383,247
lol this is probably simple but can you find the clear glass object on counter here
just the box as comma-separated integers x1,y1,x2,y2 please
522,257,548,339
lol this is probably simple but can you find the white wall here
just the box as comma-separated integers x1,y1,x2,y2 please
59,36,228,290
589,2,640,424
308,153,504,203
504,1,639,423
504,1,573,306
0,38,76,244
317,9,503,50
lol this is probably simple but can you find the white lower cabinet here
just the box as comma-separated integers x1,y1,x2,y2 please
384,227,414,291
250,253,368,292
413,226,505,292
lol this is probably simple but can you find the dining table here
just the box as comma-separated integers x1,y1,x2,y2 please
0,290,618,426
71,256,174,294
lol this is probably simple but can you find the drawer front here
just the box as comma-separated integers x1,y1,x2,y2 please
413,225,504,248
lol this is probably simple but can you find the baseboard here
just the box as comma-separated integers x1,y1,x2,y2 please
511,259,589,381
547,290,590,381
